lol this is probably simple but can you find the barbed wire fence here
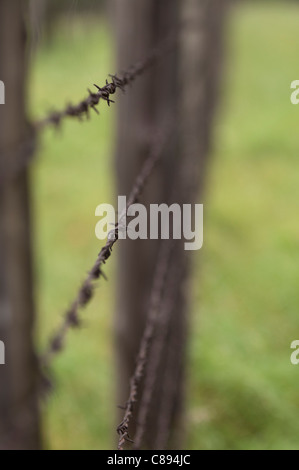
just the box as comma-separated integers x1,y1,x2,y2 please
40,117,174,376
0,0,231,451
1,34,189,450
35,36,174,130
0,36,173,189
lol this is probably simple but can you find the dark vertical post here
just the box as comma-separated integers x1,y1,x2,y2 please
114,0,228,449
0,0,40,450
114,0,180,448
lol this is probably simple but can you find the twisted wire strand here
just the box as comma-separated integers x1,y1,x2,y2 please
35,37,174,130
0,37,173,187
40,121,172,381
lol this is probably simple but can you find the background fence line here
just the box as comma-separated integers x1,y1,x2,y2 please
1,28,182,449
117,240,175,450
133,261,182,450
155,311,185,450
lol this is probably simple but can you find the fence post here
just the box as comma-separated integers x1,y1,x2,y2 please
0,0,40,450
114,0,183,449
114,0,228,449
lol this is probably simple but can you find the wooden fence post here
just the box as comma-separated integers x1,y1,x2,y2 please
0,0,40,450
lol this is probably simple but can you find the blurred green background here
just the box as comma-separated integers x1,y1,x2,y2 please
29,1,299,450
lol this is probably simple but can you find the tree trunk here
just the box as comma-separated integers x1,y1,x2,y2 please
0,0,40,450
114,0,227,449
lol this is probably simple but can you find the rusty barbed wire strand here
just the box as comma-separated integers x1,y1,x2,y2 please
40,120,173,378
35,37,174,131
133,262,182,450
0,37,173,188
117,240,175,450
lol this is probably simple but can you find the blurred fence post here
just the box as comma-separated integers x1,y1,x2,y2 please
114,0,228,449
0,0,40,450
179,0,228,196
114,0,181,449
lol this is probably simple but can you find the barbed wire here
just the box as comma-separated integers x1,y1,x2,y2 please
35,37,174,130
117,240,174,450
40,120,173,382
133,261,182,450
0,37,173,189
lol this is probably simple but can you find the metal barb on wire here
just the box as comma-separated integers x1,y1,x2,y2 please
0,36,174,187
40,239,116,371
35,37,174,131
117,240,175,450
40,118,173,388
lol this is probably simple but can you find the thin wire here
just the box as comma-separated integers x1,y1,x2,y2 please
40,120,173,381
0,36,173,187
35,37,174,130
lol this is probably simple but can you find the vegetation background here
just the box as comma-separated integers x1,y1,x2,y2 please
30,1,299,449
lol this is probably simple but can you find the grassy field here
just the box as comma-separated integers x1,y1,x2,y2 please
30,2,299,450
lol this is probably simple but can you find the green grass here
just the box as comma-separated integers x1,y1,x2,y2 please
30,3,299,450
188,1,299,450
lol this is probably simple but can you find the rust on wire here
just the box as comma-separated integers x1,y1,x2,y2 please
35,37,174,130
40,120,173,383
0,36,173,187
